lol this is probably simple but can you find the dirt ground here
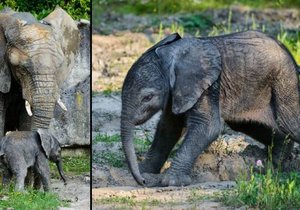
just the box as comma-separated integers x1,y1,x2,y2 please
54,174,90,210
92,7,300,209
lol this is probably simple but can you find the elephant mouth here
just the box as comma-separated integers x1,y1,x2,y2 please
24,98,67,117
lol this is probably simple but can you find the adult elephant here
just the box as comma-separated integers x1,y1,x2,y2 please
0,7,80,136
121,31,300,186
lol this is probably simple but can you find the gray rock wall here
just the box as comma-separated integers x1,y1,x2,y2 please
49,20,90,147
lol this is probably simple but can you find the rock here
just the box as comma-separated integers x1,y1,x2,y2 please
92,94,160,139
50,20,90,146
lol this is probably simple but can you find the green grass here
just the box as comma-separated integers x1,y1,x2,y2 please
50,154,90,178
0,186,67,210
93,134,152,167
218,168,300,209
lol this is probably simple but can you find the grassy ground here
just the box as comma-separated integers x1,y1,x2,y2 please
0,153,90,210
93,134,151,168
0,187,66,210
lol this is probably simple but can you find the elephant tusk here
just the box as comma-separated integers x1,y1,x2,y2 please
57,98,68,111
25,101,33,116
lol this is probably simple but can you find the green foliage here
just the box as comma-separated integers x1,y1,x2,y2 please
0,0,90,20
95,0,300,15
221,169,300,209
50,154,90,178
97,151,125,167
93,134,120,143
93,134,151,167
278,31,300,64
0,186,67,210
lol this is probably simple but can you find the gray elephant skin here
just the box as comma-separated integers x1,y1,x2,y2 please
0,7,80,136
0,129,66,191
121,31,300,187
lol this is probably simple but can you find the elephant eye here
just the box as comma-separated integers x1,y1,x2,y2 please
142,94,154,103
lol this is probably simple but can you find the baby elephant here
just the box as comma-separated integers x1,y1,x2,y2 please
0,129,66,191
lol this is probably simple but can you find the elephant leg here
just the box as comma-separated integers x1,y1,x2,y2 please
139,104,184,174
25,167,34,187
0,93,5,136
14,169,27,191
227,121,294,171
162,93,221,186
272,76,300,143
35,155,50,192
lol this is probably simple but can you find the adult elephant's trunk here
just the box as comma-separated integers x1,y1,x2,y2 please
30,79,57,130
56,160,67,184
121,118,145,185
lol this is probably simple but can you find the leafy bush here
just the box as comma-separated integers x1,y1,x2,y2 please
0,0,90,20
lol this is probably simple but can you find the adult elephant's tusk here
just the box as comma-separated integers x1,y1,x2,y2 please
57,98,68,111
25,101,33,116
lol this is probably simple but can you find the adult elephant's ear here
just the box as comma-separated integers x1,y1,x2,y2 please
42,6,80,87
156,38,221,114
37,128,52,159
0,30,11,93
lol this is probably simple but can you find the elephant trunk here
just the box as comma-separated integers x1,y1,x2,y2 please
56,160,67,184
31,80,57,130
121,118,145,185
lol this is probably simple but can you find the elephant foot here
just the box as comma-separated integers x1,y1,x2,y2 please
141,173,163,187
161,173,192,187
139,160,161,174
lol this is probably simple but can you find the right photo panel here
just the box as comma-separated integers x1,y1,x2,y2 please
92,1,300,209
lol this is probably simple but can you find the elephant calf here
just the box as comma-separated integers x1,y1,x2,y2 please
0,129,66,191
121,30,300,187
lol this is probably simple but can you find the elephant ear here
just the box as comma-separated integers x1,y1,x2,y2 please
37,128,53,159
144,33,181,54
42,6,80,87
155,38,221,114
0,28,11,93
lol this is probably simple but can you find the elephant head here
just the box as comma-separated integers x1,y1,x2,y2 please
0,7,80,130
121,33,222,184
37,128,66,184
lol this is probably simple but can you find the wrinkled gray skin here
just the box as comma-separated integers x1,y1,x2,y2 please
0,129,66,191
121,31,300,187
0,7,80,136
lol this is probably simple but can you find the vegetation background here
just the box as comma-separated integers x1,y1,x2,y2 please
1,0,90,19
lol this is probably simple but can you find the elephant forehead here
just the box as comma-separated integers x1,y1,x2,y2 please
19,24,53,43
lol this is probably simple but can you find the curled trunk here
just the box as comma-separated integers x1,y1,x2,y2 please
121,119,145,185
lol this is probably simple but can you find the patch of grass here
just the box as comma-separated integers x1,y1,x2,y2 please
96,151,125,168
93,134,152,167
50,154,90,178
219,167,300,209
0,186,67,210
93,134,121,144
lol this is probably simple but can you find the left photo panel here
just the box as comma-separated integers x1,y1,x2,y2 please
0,1,90,209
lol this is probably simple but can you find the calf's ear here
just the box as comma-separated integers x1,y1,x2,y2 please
155,38,222,114
37,129,52,159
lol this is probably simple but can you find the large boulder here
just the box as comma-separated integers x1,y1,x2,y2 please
49,20,90,147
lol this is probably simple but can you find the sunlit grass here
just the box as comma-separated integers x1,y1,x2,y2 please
0,186,67,210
